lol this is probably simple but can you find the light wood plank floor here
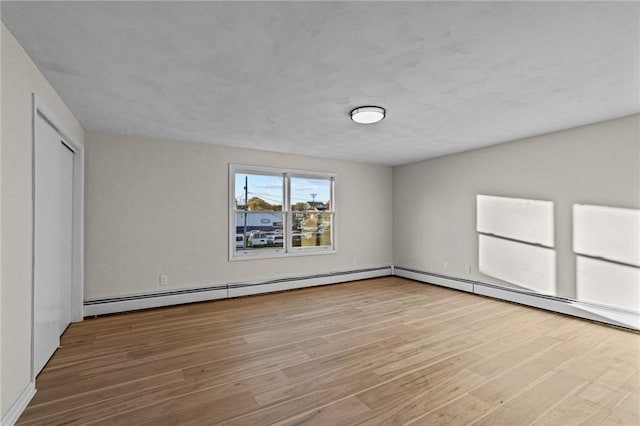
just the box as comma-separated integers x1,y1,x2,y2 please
18,277,640,425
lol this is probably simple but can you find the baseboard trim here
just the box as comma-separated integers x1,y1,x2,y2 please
82,265,638,330
474,281,639,330
84,267,392,316
1,382,36,426
228,267,391,297
228,275,328,298
84,286,228,316
393,266,639,331
393,267,474,293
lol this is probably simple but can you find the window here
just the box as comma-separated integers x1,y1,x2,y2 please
230,164,335,260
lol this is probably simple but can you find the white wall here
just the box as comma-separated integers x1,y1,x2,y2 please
0,23,84,417
84,133,392,300
393,114,639,305
0,20,3,416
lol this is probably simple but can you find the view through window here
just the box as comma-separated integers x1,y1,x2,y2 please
231,165,335,259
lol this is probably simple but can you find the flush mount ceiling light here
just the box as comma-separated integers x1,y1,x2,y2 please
350,106,385,124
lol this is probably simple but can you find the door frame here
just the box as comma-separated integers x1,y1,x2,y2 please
31,94,84,381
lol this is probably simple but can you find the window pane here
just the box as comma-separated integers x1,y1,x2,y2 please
231,166,335,259
291,212,332,247
290,177,331,211
236,212,284,252
235,173,283,211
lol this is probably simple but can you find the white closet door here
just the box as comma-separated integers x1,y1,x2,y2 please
34,114,74,375
59,143,74,333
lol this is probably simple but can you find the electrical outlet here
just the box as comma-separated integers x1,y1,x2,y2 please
159,274,168,287
465,265,471,274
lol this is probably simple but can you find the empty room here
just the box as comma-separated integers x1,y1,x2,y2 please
1,1,639,425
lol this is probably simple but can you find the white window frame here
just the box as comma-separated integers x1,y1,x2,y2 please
229,164,336,261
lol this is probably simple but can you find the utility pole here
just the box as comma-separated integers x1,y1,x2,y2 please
244,176,248,248
310,193,319,246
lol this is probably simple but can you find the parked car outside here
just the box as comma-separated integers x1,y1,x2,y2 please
235,233,244,249
266,231,284,247
265,231,275,246
246,230,267,247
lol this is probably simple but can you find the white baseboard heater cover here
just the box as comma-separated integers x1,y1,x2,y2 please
84,267,392,316
227,267,390,298
393,267,474,293
393,266,639,331
84,285,228,316
83,265,637,331
474,281,639,330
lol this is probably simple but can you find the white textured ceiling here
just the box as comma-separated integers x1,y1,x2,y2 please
2,1,639,165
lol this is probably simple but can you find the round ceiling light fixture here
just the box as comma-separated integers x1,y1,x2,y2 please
350,106,385,124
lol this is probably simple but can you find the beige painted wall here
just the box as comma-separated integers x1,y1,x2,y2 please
1,23,84,416
393,114,640,300
84,133,393,300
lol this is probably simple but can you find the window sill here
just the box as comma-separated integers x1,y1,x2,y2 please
229,247,337,261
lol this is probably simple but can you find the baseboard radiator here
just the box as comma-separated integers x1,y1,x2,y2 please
83,265,638,331
83,266,392,316
393,266,639,331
